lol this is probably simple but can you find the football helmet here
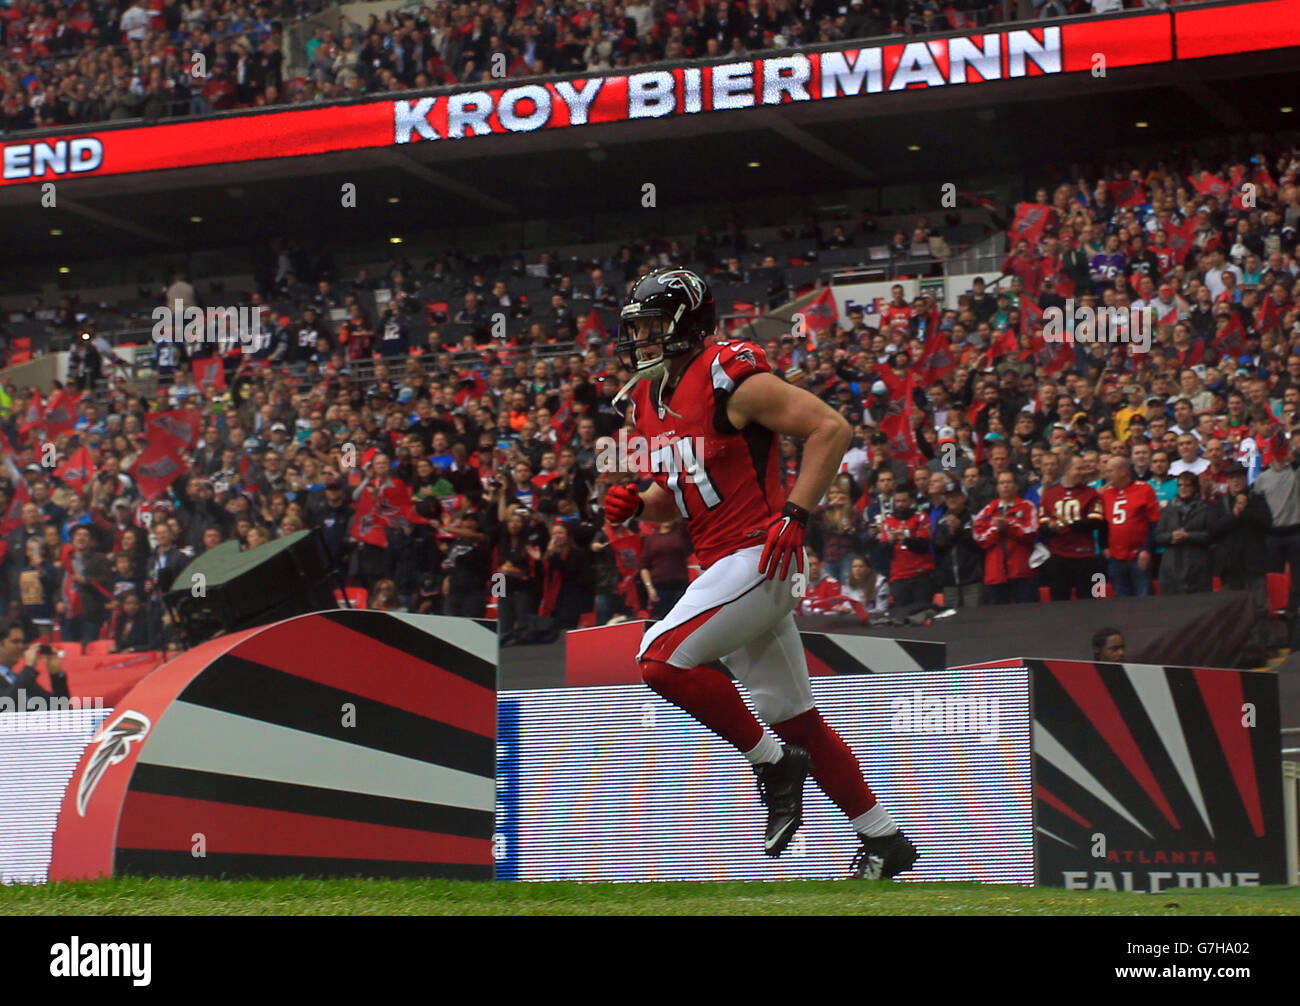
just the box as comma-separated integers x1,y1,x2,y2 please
616,268,716,372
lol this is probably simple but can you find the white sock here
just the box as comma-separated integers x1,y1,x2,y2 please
743,733,783,766
851,805,898,838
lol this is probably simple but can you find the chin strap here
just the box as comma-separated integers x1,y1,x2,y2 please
611,357,682,419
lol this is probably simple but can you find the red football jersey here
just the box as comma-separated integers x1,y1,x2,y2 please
1039,484,1104,558
880,304,914,330
1100,481,1161,560
879,511,934,581
625,340,784,567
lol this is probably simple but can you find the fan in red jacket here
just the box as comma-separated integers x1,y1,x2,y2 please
972,471,1040,604
798,554,848,615
879,487,936,617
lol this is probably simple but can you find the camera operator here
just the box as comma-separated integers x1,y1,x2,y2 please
0,619,69,708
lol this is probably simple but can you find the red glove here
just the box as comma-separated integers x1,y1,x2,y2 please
604,483,644,525
759,502,809,581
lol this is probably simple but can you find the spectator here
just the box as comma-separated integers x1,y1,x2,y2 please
369,579,405,612
441,512,492,618
0,620,69,708
972,471,1040,604
639,520,691,620
537,522,594,630
839,555,890,618
1100,457,1160,597
1092,626,1126,662
798,553,846,615
808,481,862,583
1212,463,1273,662
1039,457,1105,600
110,593,151,653
1255,433,1300,644
879,487,936,620
1153,472,1218,594
18,539,59,643
932,483,983,609
494,507,539,645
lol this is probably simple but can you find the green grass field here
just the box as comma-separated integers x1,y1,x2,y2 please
2,878,1297,915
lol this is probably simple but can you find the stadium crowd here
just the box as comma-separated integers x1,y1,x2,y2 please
1,143,1299,662
6,0,1051,133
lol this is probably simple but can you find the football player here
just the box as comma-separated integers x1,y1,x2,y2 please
603,268,919,879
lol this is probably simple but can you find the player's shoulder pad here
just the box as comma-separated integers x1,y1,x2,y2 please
708,340,772,395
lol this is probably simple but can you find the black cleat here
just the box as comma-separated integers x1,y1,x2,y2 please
753,745,811,857
849,830,920,880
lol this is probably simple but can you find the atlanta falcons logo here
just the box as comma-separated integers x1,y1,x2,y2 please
136,456,179,480
77,710,151,816
658,269,707,310
151,415,194,444
733,347,757,369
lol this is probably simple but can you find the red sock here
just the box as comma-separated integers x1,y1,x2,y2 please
640,659,764,753
772,708,877,820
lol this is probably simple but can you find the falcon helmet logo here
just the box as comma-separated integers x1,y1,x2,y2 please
77,710,151,816
658,269,707,310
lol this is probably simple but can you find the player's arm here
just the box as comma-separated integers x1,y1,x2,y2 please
727,372,851,579
636,482,678,523
727,372,851,512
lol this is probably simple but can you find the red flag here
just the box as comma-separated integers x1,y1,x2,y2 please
349,489,389,547
1020,294,1044,337
43,388,80,438
1188,171,1229,197
18,388,43,440
1108,179,1146,207
238,452,256,494
880,413,920,468
147,408,203,449
1213,312,1247,357
577,310,605,345
607,526,643,610
800,287,838,351
453,371,488,407
192,357,226,391
130,441,185,501
1255,295,1282,334
1163,219,1196,265
918,331,956,385
1174,339,1205,367
376,481,431,532
1027,333,1073,376
984,327,1019,367
876,366,915,415
1008,202,1051,249
54,446,96,494
958,191,997,211
552,391,575,445
0,478,29,537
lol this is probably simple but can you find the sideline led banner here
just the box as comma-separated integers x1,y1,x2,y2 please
0,708,110,884
496,669,1035,883
0,10,1202,187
